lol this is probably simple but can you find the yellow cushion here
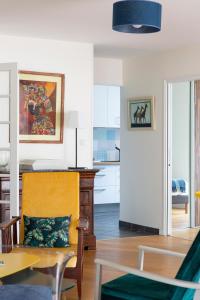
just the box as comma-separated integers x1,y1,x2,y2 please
12,245,77,268
195,191,200,198
20,172,80,245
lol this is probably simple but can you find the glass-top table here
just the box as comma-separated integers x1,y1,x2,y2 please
0,247,75,300
0,253,40,277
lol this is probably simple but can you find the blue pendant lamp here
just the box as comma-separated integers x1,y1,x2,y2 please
113,0,162,33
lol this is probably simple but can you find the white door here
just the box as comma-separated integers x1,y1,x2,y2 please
0,63,19,219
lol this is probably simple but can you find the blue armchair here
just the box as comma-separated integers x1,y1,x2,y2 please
95,230,200,300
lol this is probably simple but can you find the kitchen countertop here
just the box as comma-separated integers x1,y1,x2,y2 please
93,161,120,166
0,168,99,176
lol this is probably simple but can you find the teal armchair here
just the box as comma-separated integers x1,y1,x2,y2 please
95,231,200,300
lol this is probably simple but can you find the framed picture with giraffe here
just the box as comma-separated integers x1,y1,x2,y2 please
128,96,155,130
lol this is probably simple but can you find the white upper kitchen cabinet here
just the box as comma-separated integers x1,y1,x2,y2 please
107,86,120,127
93,85,120,128
93,85,107,127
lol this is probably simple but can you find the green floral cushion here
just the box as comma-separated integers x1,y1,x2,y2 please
23,215,71,247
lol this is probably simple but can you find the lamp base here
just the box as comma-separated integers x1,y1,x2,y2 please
68,167,86,170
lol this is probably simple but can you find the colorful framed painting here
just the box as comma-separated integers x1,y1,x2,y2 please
128,96,155,130
19,71,64,143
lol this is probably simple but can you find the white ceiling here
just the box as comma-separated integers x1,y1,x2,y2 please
0,0,200,58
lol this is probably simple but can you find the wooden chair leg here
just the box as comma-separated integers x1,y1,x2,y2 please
61,292,66,300
77,278,82,300
185,203,188,214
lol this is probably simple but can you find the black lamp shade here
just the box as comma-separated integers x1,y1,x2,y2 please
112,0,162,33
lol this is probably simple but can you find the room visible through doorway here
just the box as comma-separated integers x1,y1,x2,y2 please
166,79,200,237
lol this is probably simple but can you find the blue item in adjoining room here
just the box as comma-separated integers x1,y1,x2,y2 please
177,179,186,193
172,179,186,193
172,178,188,214
172,180,177,192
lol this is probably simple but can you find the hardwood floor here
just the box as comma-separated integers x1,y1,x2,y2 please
172,227,199,240
171,207,200,240
172,207,189,230
63,235,195,300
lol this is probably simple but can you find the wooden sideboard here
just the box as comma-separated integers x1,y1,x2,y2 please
0,169,99,250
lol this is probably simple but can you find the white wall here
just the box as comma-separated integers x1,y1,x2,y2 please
172,82,190,182
94,57,123,86
0,35,93,168
121,46,200,233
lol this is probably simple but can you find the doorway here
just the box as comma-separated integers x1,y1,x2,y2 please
165,79,200,236
171,81,191,232
93,85,121,240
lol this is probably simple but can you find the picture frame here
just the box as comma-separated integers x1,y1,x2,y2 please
128,96,155,130
19,70,64,143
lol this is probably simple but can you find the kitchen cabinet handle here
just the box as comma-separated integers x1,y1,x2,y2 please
94,188,106,192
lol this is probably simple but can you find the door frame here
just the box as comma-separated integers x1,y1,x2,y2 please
163,78,196,235
0,63,19,218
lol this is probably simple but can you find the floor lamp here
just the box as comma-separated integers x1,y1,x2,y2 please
67,111,84,169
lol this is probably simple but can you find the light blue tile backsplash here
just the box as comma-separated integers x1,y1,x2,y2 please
93,128,120,161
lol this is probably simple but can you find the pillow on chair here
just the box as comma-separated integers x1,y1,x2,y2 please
23,215,71,247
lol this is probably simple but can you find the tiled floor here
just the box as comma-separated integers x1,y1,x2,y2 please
94,203,154,240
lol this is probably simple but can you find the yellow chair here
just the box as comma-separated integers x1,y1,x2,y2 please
0,172,88,300
195,191,200,199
